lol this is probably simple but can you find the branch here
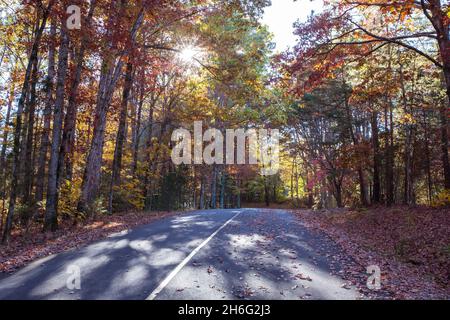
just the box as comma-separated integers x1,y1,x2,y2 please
347,18,443,68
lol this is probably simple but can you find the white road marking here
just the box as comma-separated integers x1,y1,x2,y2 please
145,211,241,300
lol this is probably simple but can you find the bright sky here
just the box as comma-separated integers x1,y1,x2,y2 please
261,0,324,51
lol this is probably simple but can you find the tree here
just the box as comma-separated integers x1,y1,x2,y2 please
44,16,70,232
2,0,54,243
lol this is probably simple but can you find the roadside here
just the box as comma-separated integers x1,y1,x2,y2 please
0,211,182,274
292,206,450,299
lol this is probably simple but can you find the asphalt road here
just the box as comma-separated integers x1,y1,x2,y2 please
0,209,362,300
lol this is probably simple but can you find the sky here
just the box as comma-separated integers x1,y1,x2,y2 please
261,0,324,51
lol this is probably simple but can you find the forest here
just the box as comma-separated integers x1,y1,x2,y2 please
0,0,448,246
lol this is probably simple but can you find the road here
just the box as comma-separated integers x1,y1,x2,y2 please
0,209,362,300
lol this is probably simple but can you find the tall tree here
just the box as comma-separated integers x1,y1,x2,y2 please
77,5,144,213
108,61,134,213
35,19,56,203
44,22,70,232
59,0,97,182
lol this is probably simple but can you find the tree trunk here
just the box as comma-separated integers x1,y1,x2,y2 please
44,26,70,232
334,180,343,208
236,178,241,209
132,79,144,175
199,175,205,209
108,62,134,213
439,103,450,189
371,111,381,203
399,62,415,205
220,170,226,209
423,110,433,205
143,99,156,210
210,166,217,209
357,168,369,206
290,159,294,202
263,176,270,207
22,57,39,206
35,20,56,203
59,0,97,182
384,113,395,205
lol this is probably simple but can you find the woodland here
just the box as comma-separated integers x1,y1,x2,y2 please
0,0,449,246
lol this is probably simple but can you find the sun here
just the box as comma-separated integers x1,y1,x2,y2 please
178,46,200,63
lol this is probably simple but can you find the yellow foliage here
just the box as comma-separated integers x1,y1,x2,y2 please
112,179,145,212
432,189,450,208
58,178,83,221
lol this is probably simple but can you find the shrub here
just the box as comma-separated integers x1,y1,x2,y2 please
432,189,450,208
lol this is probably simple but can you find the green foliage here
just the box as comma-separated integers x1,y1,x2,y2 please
153,166,190,211
15,202,35,227
86,196,108,218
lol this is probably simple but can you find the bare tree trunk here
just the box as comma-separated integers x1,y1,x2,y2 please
44,25,70,232
2,2,52,243
384,109,395,205
132,79,144,175
220,170,226,209
422,110,433,205
334,180,343,208
108,62,134,213
439,103,450,189
236,178,241,209
143,99,156,210
263,176,270,207
290,159,294,202
22,57,39,206
399,62,415,205
59,0,97,182
295,162,301,206
210,166,217,209
35,20,56,203
199,175,205,209
371,111,381,203
384,57,395,205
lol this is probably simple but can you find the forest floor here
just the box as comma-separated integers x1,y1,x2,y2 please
292,206,450,299
0,211,181,273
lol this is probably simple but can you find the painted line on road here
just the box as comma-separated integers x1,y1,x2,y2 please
145,211,242,300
